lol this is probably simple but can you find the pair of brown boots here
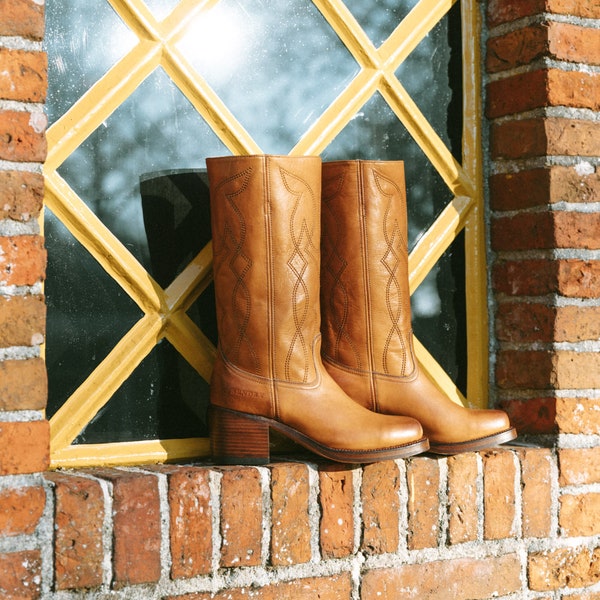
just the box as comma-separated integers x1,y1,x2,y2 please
206,155,516,464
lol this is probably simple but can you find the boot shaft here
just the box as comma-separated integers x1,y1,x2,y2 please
321,160,415,377
207,154,322,383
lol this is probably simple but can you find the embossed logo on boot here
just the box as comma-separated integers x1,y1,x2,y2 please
227,386,266,401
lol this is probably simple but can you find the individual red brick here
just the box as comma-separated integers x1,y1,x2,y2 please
219,466,263,568
0,171,44,221
90,468,161,587
361,554,521,599
487,0,545,27
556,260,600,298
546,118,600,157
559,448,600,486
0,420,48,474
0,0,45,39
0,48,47,103
492,259,557,297
406,457,440,550
497,350,600,390
486,70,547,118
486,24,548,73
495,350,553,389
548,70,600,110
490,166,600,211
560,493,600,537
0,550,42,599
529,546,600,591
568,593,600,600
491,118,547,160
550,164,600,203
0,485,45,537
548,21,600,65
547,0,600,19
360,460,400,555
319,464,354,559
556,305,600,342
0,358,47,410
490,169,551,211
164,574,353,600
447,453,479,544
0,110,47,162
556,398,600,435
0,236,46,286
44,472,104,590
554,351,600,389
518,448,552,538
491,211,554,252
0,294,45,348
486,21,600,73
492,259,600,298
487,0,600,26
164,466,213,579
497,397,557,435
270,462,311,566
491,118,600,160
495,302,553,344
483,449,517,540
492,212,600,252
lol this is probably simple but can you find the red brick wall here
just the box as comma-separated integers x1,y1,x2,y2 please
487,0,600,436
0,0,599,598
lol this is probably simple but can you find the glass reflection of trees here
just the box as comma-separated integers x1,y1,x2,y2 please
44,0,465,443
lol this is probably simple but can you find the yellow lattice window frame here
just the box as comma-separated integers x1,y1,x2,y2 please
45,0,487,468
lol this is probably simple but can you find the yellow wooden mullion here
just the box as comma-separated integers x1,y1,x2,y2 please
461,0,488,407
164,311,216,383
50,437,210,469
161,44,261,155
379,75,474,198
107,0,163,41
311,0,379,68
46,40,162,171
379,0,456,70
161,0,220,43
408,194,473,293
50,313,165,452
292,68,380,156
44,171,164,314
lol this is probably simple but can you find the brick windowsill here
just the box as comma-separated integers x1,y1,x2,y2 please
24,443,600,598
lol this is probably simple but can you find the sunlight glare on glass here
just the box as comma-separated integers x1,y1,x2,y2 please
178,4,251,85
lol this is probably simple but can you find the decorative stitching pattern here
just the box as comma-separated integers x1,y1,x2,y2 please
214,167,260,372
375,168,409,376
321,171,362,369
280,166,317,383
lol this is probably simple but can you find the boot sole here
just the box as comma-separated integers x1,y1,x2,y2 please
428,427,518,455
210,406,429,465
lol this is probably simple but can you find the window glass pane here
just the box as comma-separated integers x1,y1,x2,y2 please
143,0,179,20
56,67,226,270
178,0,360,153
75,340,209,444
45,0,136,122
345,0,419,46
412,233,467,394
44,212,143,415
396,4,463,162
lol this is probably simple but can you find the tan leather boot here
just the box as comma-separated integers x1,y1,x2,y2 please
206,155,428,464
320,160,517,454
